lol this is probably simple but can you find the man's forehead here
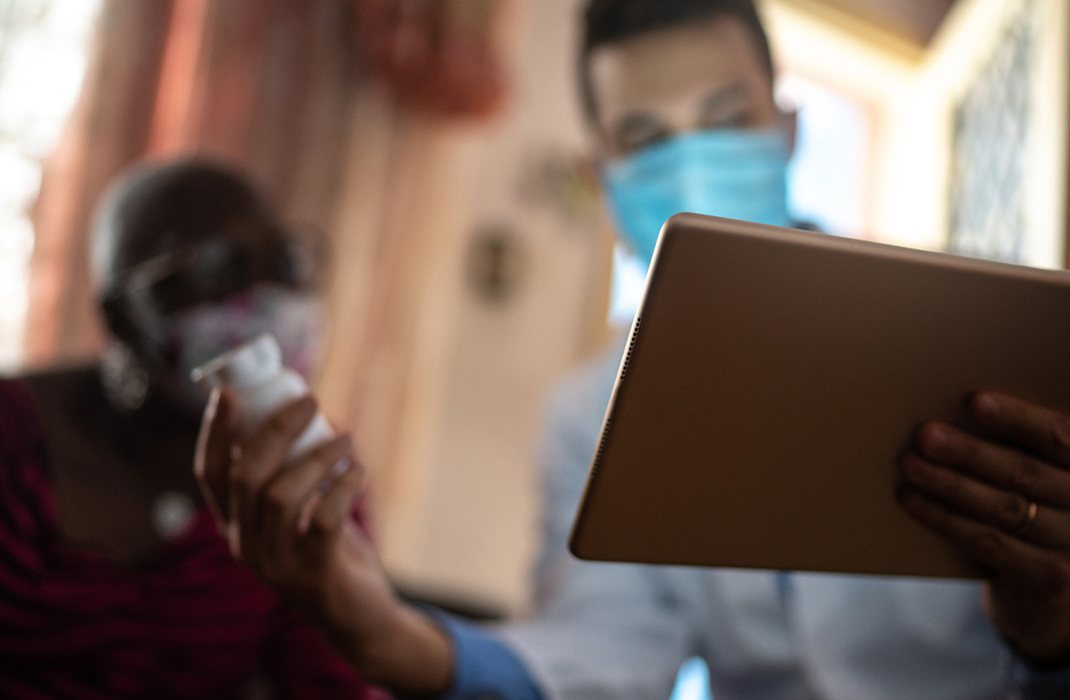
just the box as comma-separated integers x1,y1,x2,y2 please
589,15,771,120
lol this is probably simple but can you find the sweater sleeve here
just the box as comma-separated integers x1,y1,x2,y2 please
262,604,388,700
0,377,56,558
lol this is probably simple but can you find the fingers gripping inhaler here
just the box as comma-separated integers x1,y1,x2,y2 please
192,334,333,460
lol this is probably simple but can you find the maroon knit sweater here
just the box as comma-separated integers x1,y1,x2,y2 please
0,378,386,700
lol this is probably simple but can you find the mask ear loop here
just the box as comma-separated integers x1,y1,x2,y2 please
114,251,182,369
113,237,249,353
99,251,184,413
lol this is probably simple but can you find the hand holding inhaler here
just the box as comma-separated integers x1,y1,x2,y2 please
192,334,349,539
192,335,454,694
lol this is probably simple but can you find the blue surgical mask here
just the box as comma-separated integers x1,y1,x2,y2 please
602,128,791,265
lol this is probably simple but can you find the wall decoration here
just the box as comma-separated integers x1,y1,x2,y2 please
465,223,529,304
352,0,510,119
515,147,601,232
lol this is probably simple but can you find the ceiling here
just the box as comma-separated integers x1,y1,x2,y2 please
781,0,960,50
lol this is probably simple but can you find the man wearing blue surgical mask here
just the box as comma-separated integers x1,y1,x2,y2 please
590,0,796,263
193,1,1070,699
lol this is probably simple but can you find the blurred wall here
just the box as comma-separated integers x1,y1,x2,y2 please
373,0,614,614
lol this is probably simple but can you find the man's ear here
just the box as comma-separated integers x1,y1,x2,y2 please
779,108,798,159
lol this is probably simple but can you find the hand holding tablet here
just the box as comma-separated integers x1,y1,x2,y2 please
900,391,1070,662
569,214,1070,661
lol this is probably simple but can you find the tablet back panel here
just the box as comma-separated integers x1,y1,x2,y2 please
569,214,1070,578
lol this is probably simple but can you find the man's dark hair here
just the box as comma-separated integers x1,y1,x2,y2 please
581,0,775,123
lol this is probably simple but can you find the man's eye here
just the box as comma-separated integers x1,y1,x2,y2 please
621,128,671,153
614,117,672,155
699,110,753,131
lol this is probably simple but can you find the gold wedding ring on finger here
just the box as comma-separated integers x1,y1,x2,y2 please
1013,500,1039,536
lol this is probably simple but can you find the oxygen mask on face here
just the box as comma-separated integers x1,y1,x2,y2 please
108,235,325,414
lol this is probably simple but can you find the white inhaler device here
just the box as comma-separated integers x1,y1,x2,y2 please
192,334,333,460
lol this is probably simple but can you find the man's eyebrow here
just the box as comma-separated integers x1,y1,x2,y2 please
698,83,751,114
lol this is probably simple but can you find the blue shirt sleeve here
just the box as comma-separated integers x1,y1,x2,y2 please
422,610,544,700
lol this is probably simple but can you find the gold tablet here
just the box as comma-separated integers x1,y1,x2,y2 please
569,214,1070,578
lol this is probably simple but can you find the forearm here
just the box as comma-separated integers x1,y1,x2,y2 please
335,605,543,700
331,603,454,697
